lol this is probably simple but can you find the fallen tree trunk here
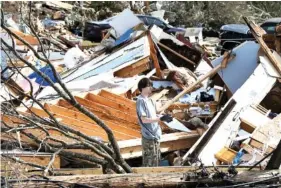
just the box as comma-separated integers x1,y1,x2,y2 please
44,170,280,188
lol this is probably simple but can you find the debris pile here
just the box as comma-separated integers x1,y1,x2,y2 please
1,2,281,188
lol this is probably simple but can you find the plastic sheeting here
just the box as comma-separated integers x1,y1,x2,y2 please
108,9,142,37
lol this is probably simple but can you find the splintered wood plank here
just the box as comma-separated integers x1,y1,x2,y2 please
2,127,79,147
2,154,60,169
16,170,279,188
63,132,199,159
151,89,169,101
21,109,108,141
56,100,140,130
119,132,199,159
2,114,26,126
26,108,115,141
27,107,137,141
249,139,274,154
3,166,259,177
114,57,150,78
148,32,162,78
73,96,138,124
45,104,141,137
85,93,135,115
1,132,38,146
99,89,136,109
244,17,281,74
64,132,199,159
239,119,256,133
167,102,218,111
8,28,40,45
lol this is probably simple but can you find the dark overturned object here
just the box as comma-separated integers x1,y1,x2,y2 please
219,17,281,54
159,38,202,71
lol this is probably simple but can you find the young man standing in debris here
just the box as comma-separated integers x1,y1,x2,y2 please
136,78,173,167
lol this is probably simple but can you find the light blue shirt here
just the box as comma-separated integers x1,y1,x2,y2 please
136,95,162,140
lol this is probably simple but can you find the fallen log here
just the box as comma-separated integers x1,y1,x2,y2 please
45,170,280,188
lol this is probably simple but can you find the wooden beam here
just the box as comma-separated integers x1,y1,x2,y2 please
48,172,186,188
159,52,235,112
33,106,138,140
243,17,281,75
249,138,274,154
119,132,199,159
131,166,261,174
114,57,150,78
151,89,169,101
73,96,138,124
2,114,26,126
98,89,136,109
157,42,196,66
1,165,261,177
27,107,136,141
1,132,37,146
85,93,135,114
45,104,141,137
240,118,256,133
148,32,162,78
22,111,108,141
2,153,60,169
57,99,140,130
56,100,140,130
8,28,39,45
67,132,199,159
47,170,280,188
167,102,218,111
1,114,79,146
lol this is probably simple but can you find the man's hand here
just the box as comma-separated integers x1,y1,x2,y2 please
160,114,173,123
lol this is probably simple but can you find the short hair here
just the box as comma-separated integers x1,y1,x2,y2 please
138,78,152,92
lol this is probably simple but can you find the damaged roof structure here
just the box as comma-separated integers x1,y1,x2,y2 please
1,2,281,188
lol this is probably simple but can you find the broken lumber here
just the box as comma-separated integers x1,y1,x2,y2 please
243,17,281,75
114,57,150,78
66,132,199,159
98,89,136,109
159,51,235,112
148,32,162,78
46,170,280,188
27,106,138,141
119,132,199,159
1,166,261,177
85,93,135,114
45,103,141,136
151,89,169,101
1,152,60,170
157,42,196,66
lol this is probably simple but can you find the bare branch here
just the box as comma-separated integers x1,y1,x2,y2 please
43,147,63,176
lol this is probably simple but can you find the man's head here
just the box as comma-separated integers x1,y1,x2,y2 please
138,78,153,96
